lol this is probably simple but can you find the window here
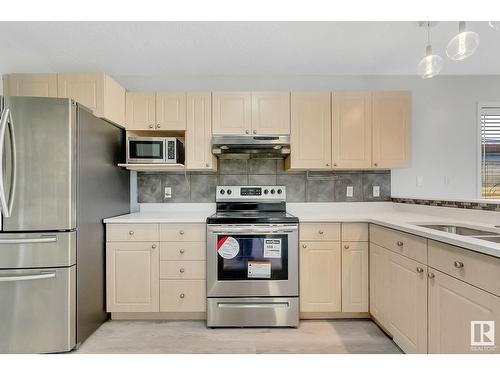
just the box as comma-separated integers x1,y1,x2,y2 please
479,104,500,199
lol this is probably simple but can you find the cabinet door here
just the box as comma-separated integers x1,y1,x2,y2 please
428,269,500,354
125,92,156,130
106,242,159,312
185,92,216,170
156,93,186,130
342,241,368,312
372,91,411,168
212,92,251,135
332,92,372,169
369,243,389,325
299,241,341,312
386,251,427,354
57,73,104,116
251,92,290,135
3,74,58,97
288,92,331,170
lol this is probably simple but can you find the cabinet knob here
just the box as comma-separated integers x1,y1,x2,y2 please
427,272,435,279
205,163,209,167
129,230,134,235
326,163,330,167
344,244,350,250
179,268,185,273
245,130,250,134
156,124,161,129
152,244,157,249
302,244,307,248
454,261,464,269
179,293,185,299
179,230,185,235
416,267,424,273
253,130,257,134
148,124,153,129
179,249,185,254
333,163,337,167
397,241,404,246
318,230,324,235
374,163,378,167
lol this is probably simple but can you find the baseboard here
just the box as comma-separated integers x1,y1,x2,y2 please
300,312,370,319
111,312,206,320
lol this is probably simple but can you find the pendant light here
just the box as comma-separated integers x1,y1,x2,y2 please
446,21,480,60
417,22,443,79
489,21,500,31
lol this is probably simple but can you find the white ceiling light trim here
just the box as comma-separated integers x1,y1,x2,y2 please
446,21,480,60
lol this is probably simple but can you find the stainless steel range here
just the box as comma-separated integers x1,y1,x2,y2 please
206,185,299,327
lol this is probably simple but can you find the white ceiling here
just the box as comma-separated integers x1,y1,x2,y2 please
0,21,499,79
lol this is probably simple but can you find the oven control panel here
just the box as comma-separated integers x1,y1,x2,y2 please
216,186,286,201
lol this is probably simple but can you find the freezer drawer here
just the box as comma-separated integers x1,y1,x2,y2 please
0,266,76,353
0,232,76,269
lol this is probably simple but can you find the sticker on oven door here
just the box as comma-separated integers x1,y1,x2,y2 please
217,236,240,259
264,239,282,258
247,261,271,278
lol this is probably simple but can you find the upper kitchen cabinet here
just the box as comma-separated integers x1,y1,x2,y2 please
57,73,126,126
251,92,290,135
155,93,187,130
332,92,372,169
185,92,217,171
286,92,332,170
3,74,58,97
212,92,252,135
372,91,411,168
125,92,156,130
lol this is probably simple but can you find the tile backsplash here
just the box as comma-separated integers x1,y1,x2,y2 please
137,159,391,203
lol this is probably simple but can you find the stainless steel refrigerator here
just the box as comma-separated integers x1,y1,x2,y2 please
0,96,129,353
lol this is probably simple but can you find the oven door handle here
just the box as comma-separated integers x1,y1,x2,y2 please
210,227,297,235
217,302,290,309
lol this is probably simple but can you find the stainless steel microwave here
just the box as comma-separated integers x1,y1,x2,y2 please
127,137,185,164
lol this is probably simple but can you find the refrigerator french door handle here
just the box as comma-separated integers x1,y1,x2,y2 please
0,236,57,244
0,273,56,282
0,107,16,218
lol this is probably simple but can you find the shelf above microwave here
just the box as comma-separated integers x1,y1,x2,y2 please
117,163,186,172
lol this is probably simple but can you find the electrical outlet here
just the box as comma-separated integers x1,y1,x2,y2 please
346,186,354,197
416,176,424,187
164,187,172,199
373,186,380,197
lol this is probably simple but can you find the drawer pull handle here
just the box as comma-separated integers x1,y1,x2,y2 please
302,244,307,248
179,293,185,299
428,272,435,279
344,244,350,250
454,261,464,269
129,231,134,235
397,241,404,246
179,268,185,273
416,267,424,273
179,249,185,254
318,230,324,235
179,230,185,235
151,244,157,249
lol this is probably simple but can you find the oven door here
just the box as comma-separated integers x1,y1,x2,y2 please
127,138,166,163
207,224,298,297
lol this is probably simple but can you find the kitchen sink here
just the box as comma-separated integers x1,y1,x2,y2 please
416,224,499,236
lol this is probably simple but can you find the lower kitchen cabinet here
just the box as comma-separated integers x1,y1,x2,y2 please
342,241,368,312
300,241,341,313
428,268,500,354
106,242,160,312
369,243,390,326
160,280,206,312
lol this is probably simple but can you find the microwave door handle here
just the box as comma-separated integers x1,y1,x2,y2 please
0,108,11,217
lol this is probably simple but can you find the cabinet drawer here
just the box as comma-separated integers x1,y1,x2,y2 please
106,224,159,242
160,224,205,242
160,242,206,261
160,280,206,312
342,223,368,242
428,240,500,297
370,225,427,264
300,223,340,241
160,261,206,280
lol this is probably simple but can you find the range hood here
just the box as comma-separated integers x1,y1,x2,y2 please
212,135,291,158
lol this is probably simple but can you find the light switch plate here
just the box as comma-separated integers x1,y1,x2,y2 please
164,187,172,199
346,186,354,197
373,186,380,197
416,176,424,187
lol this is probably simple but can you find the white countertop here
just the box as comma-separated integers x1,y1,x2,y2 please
104,202,500,259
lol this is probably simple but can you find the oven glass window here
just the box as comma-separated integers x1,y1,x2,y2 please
216,234,288,280
129,140,164,159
